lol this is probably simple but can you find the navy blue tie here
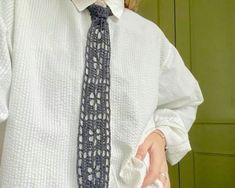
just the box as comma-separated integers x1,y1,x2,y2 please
76,3,113,188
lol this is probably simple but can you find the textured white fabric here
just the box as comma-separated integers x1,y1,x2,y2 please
73,0,124,19
0,0,204,187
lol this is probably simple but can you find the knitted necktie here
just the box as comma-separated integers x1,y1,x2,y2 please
76,3,113,188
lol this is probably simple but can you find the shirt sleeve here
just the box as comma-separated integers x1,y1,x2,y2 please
0,16,12,125
152,30,204,166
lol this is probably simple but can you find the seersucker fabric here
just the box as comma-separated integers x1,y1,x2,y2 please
76,4,113,187
0,0,204,187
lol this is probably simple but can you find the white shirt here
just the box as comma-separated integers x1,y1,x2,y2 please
0,0,204,187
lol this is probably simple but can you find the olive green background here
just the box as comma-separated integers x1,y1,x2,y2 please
137,0,235,188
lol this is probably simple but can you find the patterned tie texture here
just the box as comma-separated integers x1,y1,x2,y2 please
76,3,113,188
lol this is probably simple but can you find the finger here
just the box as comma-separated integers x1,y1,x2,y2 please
159,161,169,188
159,173,168,187
135,140,151,161
166,177,171,188
141,147,162,187
164,174,171,188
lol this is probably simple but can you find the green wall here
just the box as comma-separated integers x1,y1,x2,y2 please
138,0,235,187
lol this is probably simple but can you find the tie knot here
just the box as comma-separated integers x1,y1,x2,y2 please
87,4,113,20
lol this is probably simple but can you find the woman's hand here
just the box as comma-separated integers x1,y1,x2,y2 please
135,130,171,188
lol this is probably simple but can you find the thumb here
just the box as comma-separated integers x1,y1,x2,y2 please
135,141,151,161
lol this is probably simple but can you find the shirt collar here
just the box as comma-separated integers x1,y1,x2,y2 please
71,0,124,19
